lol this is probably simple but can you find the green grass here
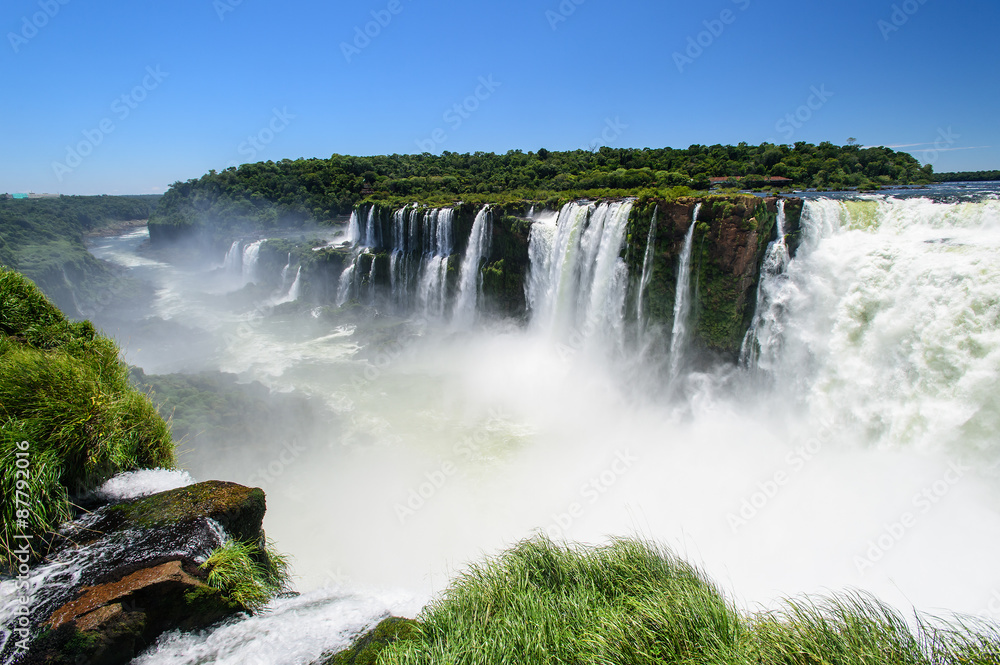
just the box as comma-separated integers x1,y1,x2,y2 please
379,536,1000,665
201,538,291,612
0,268,174,565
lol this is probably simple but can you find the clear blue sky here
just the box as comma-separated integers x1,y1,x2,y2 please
2,0,997,195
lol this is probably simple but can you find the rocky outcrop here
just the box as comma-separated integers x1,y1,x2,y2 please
12,481,267,665
626,195,802,355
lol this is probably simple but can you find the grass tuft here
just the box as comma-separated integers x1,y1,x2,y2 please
380,536,1000,665
201,538,291,613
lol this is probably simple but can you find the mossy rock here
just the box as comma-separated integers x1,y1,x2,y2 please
321,617,422,665
93,481,266,545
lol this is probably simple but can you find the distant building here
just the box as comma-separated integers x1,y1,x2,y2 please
12,193,28,199
27,192,59,198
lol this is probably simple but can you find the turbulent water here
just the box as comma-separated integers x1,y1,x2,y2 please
68,193,1000,662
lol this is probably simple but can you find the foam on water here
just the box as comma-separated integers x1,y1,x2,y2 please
92,469,196,501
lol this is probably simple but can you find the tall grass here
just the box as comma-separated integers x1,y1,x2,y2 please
1,269,174,565
380,536,1000,665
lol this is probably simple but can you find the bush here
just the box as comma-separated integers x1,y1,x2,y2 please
201,538,291,612
0,269,174,565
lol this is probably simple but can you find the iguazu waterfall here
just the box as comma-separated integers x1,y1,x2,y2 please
20,191,1000,664
667,203,699,381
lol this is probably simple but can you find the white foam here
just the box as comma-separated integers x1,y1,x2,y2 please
94,469,196,501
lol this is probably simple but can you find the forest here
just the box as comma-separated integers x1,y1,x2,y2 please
0,195,159,316
149,142,933,232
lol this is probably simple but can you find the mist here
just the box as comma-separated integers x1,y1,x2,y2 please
87,197,1000,628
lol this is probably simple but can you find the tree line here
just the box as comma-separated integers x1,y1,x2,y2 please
150,142,933,231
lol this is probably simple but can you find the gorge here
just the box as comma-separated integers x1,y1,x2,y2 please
4,187,1000,664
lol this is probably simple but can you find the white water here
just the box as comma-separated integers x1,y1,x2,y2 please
636,206,658,335
741,200,791,368
223,240,242,273
73,195,1000,663
667,203,699,380
241,240,263,285
452,205,491,327
416,208,454,319
529,200,634,347
347,210,361,246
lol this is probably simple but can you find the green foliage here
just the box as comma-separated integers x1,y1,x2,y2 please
934,170,1000,183
149,143,930,234
380,537,1000,665
201,538,291,613
0,268,174,565
0,195,157,316
325,617,422,665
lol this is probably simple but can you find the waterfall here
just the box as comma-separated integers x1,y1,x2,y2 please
667,203,699,380
528,200,634,344
452,205,492,326
241,240,263,284
417,208,454,318
636,206,658,335
336,261,358,306
363,206,378,248
280,253,292,287
347,210,361,246
740,200,791,368
223,240,242,273
285,266,302,302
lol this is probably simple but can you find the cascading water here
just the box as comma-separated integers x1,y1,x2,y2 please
74,190,1000,665
241,240,263,285
416,208,454,319
528,200,634,345
223,240,242,273
636,205,658,335
363,205,378,248
741,200,791,368
346,209,361,246
280,253,292,287
452,205,492,326
667,203,699,381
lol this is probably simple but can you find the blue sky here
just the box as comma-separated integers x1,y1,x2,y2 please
2,0,997,195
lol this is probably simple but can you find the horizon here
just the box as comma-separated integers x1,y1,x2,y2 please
3,0,998,195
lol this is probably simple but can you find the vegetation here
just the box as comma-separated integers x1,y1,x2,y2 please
149,142,931,234
379,537,1000,665
0,195,160,316
0,268,174,565
201,537,290,612
129,368,329,454
934,170,1000,182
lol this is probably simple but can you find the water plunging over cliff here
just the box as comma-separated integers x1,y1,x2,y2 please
79,193,1000,665
667,203,699,381
527,200,633,345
